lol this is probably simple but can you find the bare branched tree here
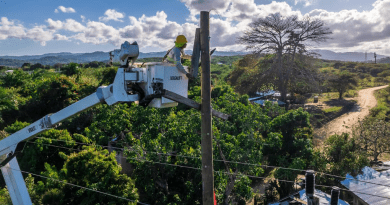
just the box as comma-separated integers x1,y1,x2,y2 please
238,13,332,101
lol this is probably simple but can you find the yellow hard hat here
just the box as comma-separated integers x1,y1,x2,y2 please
175,35,187,44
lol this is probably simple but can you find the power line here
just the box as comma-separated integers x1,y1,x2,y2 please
30,138,390,189
2,166,149,205
18,142,390,202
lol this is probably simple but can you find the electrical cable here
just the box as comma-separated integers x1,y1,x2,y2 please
19,142,390,202
3,167,149,205
30,137,390,189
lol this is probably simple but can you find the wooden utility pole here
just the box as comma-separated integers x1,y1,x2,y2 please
200,11,214,205
306,170,315,205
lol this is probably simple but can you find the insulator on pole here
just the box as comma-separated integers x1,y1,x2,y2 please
305,170,315,196
331,186,340,205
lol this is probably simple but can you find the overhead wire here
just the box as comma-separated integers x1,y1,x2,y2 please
31,137,390,189
19,142,390,202
2,166,149,205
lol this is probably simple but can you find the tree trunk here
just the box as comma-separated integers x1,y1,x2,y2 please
277,49,284,102
223,170,238,205
339,91,343,99
215,136,238,205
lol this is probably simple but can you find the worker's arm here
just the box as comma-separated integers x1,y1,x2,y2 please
174,47,188,75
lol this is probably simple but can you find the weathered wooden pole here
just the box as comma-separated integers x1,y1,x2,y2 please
200,11,214,205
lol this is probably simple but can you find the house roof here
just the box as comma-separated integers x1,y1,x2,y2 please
269,189,349,205
250,99,286,106
249,91,277,101
341,166,390,205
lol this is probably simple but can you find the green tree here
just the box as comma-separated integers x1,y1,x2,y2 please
238,13,331,101
30,63,44,70
0,87,21,124
62,62,81,77
328,71,358,99
33,147,139,205
0,187,11,205
311,133,369,187
0,69,31,88
353,119,390,162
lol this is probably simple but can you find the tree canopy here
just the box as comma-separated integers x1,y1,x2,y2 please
238,13,332,101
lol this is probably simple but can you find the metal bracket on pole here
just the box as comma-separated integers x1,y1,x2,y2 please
162,89,230,120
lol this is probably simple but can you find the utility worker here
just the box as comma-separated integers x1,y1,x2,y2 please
164,35,192,78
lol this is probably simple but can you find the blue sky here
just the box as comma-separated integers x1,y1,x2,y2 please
1,0,389,56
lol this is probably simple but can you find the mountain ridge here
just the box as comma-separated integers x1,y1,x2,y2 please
0,49,388,67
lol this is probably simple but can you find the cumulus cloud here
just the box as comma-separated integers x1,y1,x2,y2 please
47,18,85,32
53,34,68,41
0,17,26,40
25,26,55,46
99,9,125,22
1,1,303,51
306,0,390,53
56,6,76,13
4,0,390,55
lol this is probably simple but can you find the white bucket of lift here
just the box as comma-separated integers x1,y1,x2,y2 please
139,63,189,108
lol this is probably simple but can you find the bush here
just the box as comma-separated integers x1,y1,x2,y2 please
61,63,81,76
30,63,44,70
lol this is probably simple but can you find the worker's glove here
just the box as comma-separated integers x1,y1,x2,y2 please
186,73,194,79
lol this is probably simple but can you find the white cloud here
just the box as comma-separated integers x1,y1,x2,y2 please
0,17,26,40
294,0,313,7
99,9,125,22
46,18,63,30
81,15,86,22
46,18,85,32
63,19,86,32
306,0,390,52
4,0,390,55
56,6,76,13
25,26,55,46
53,34,68,41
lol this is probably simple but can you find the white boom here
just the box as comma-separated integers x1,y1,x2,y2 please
0,41,190,205
0,40,228,205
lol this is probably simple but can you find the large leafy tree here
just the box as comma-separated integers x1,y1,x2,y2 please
353,118,390,162
311,133,369,187
122,85,313,204
29,147,139,205
327,71,358,99
238,13,332,101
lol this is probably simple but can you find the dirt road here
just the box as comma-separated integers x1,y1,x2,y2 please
314,85,389,140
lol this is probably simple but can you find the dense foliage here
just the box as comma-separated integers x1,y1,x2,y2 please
0,58,375,204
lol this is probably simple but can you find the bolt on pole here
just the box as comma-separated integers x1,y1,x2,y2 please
200,11,214,205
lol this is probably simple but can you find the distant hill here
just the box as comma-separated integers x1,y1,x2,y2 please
375,57,390,64
0,50,247,67
1,49,389,68
313,50,388,62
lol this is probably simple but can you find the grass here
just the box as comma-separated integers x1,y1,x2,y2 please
323,106,342,113
344,89,358,98
370,86,390,120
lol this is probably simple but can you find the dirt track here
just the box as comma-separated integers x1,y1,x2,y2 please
314,85,389,140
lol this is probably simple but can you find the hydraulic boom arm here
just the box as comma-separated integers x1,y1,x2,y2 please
0,40,228,205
